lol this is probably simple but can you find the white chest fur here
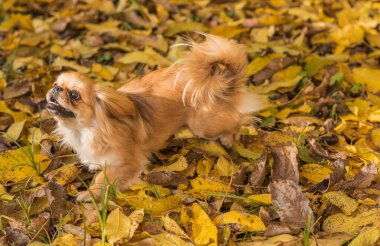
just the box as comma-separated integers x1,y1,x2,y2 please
55,123,107,171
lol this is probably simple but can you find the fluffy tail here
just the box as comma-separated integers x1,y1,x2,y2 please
181,34,247,110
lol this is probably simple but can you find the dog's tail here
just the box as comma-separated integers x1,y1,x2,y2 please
180,34,248,110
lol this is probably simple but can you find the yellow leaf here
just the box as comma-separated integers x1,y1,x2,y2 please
196,158,214,176
210,25,248,39
0,13,33,31
348,227,380,246
0,147,50,183
169,0,210,6
368,109,380,123
151,232,194,246
239,126,258,136
300,164,332,184
0,71,6,90
187,139,228,157
14,101,33,114
0,184,14,201
214,211,266,232
13,56,45,70
247,194,272,205
323,208,380,234
174,128,194,139
52,57,90,73
118,192,182,216
247,53,283,76
371,128,380,148
0,101,28,124
232,143,262,160
358,198,377,206
187,176,234,199
352,67,380,92
85,20,122,35
161,215,191,240
129,209,145,239
5,120,26,141
44,164,80,186
151,156,188,172
163,20,207,36
51,44,77,59
105,208,131,244
272,66,302,82
323,191,358,215
117,47,171,67
249,75,303,94
334,117,347,134
215,156,237,177
53,234,83,246
190,203,217,246
274,108,293,120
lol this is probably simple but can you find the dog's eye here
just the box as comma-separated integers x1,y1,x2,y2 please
69,90,80,101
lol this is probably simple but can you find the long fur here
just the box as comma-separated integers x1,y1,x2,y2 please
46,35,268,202
180,34,247,109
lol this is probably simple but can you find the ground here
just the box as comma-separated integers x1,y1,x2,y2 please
0,0,380,245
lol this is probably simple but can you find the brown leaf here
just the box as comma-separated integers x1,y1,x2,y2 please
5,228,30,246
252,57,295,86
271,143,299,182
314,72,331,97
142,221,163,235
269,180,314,230
146,171,187,186
308,158,346,193
264,222,299,237
2,79,31,100
308,137,329,159
0,113,14,131
333,162,378,190
249,150,268,187
27,212,51,237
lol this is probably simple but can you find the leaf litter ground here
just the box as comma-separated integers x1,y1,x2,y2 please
1,0,380,245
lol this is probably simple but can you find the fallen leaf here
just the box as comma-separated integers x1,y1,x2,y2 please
323,208,380,234
0,146,50,183
5,119,26,142
271,143,299,182
105,208,131,244
323,191,358,215
163,21,207,36
161,215,191,240
352,67,380,92
151,156,188,172
52,57,90,73
43,163,80,186
187,176,234,199
146,171,186,186
215,156,237,177
348,227,380,246
300,164,332,184
214,211,266,232
117,47,171,67
189,203,217,245
269,180,314,230
249,150,268,187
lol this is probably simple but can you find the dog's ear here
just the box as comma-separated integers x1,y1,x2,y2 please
95,84,136,119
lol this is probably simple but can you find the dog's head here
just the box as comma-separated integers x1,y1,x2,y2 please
46,72,136,127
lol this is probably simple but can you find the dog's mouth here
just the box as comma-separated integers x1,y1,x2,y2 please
47,96,75,118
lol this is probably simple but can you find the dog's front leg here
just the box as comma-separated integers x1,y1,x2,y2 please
76,165,143,202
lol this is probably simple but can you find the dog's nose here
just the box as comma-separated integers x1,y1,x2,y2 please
50,96,57,103
54,84,63,92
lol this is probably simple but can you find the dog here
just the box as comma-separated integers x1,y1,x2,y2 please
46,35,267,201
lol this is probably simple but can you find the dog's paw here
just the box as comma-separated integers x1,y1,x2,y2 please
76,190,97,203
